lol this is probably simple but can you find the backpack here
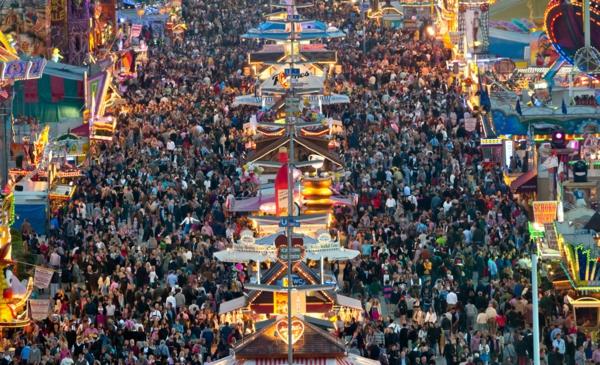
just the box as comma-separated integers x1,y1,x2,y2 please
441,315,452,330
379,352,389,365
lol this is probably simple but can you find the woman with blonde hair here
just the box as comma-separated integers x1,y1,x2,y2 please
413,302,425,326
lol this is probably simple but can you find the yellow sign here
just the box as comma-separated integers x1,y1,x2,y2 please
50,0,66,23
480,138,502,145
533,201,558,224
273,291,306,315
277,72,290,89
274,291,288,314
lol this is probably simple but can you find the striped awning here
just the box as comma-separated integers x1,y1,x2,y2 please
209,355,376,365
252,359,332,365
336,359,353,365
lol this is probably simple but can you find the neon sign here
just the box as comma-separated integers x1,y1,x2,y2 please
275,318,304,345
271,71,310,88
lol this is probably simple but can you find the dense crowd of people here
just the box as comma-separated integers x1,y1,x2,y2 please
1,0,594,365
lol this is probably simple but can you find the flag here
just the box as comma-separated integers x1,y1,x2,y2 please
562,99,568,115
516,99,522,115
33,266,54,289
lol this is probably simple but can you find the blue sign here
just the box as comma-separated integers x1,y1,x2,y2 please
276,275,306,286
361,2,370,12
287,14,301,21
284,68,301,76
279,218,301,228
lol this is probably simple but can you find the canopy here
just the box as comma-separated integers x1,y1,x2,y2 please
13,63,86,124
43,61,86,81
242,21,345,41
233,94,349,108
305,246,360,261
213,249,276,263
260,75,325,95
250,214,329,227
218,296,247,315
510,170,537,192
255,232,317,245
335,294,363,311
71,124,90,137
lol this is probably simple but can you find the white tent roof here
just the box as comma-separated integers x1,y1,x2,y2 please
218,296,247,315
208,355,378,365
335,294,363,311
260,75,325,94
305,246,360,261
233,94,349,107
213,248,276,263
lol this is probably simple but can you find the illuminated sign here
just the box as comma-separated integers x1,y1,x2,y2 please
480,138,502,145
271,71,310,88
278,246,304,262
300,44,325,52
275,318,304,345
533,201,558,224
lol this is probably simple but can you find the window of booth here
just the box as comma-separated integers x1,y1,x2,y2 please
575,307,599,327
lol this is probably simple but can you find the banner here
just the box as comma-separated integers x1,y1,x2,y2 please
533,201,558,224
29,299,50,321
0,0,50,57
50,0,67,24
464,117,478,132
23,79,38,104
50,76,65,103
33,266,54,289
130,24,142,38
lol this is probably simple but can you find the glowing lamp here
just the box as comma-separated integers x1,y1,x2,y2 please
551,130,565,149
425,26,435,37
136,7,145,18
308,154,325,171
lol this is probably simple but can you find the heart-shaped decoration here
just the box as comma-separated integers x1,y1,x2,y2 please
275,318,304,345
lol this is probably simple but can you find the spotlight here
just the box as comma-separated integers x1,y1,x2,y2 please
551,130,565,149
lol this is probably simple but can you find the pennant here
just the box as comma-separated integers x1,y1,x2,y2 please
515,99,522,116
33,266,54,289
29,299,50,321
50,76,64,102
23,79,38,103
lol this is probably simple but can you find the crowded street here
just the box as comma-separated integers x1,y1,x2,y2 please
0,0,594,364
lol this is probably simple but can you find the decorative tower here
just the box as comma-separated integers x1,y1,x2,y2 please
66,0,91,65
457,0,493,55
209,2,375,365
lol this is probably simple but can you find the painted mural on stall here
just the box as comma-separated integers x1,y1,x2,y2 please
0,0,50,58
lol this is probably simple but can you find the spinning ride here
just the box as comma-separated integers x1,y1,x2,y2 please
544,0,600,75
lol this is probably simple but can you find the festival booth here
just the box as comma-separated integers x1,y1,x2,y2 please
368,1,404,28
87,61,118,141
0,189,33,328
12,61,86,126
533,181,600,335
8,124,83,234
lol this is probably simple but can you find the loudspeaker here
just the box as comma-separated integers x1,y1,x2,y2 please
573,160,588,183
15,155,23,169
